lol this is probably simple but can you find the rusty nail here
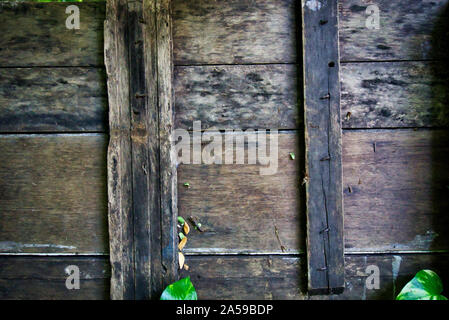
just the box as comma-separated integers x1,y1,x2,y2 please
320,227,330,234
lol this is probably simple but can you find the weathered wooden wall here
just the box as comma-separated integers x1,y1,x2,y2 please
0,1,110,299
1,0,448,299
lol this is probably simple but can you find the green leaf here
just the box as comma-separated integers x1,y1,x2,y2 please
289,152,295,160
396,270,447,300
183,182,190,188
177,216,185,225
178,232,185,240
160,277,197,300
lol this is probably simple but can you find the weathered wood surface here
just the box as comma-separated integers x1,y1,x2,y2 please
156,0,179,294
172,0,298,65
343,129,449,253
104,0,134,299
2,0,447,67
105,0,177,299
174,65,299,130
0,2,105,67
178,130,449,254
0,134,108,254
339,0,449,62
177,132,303,255
0,131,446,255
0,68,107,132
0,256,110,300
302,0,344,293
181,254,449,300
128,0,154,299
1,254,448,299
174,61,449,130
341,62,449,128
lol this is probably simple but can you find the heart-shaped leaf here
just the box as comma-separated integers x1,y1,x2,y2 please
396,270,447,300
160,277,197,300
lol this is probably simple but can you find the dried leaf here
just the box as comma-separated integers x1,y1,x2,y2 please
183,264,189,271
183,222,190,235
178,252,185,270
178,236,188,251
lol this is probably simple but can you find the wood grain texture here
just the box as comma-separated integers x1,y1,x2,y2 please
178,130,449,254
343,129,449,253
339,0,449,62
181,254,449,300
1,254,448,299
0,134,108,254
0,256,110,300
0,2,105,67
177,132,303,255
302,0,344,293
105,0,178,299
174,64,299,130
105,0,134,299
156,0,179,293
174,61,449,130
341,62,449,128
128,0,153,299
0,68,107,132
172,0,298,65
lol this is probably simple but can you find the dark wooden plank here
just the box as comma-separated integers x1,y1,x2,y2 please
302,0,344,294
178,131,303,255
174,62,449,130
0,2,105,67
0,256,110,300
156,0,179,293
339,0,449,62
181,254,449,300
178,130,449,254
174,64,299,130
343,129,449,253
105,0,134,299
128,0,153,300
341,62,449,128
0,68,107,132
0,134,108,254
105,0,177,299
172,0,298,65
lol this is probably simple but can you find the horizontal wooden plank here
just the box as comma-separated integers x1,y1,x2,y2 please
339,0,449,62
2,130,446,255
174,64,299,130
172,0,297,65
178,131,303,255
0,134,108,254
0,256,109,300
182,254,449,300
2,253,448,300
341,62,449,128
0,2,105,67
174,62,449,130
178,130,449,254
343,129,449,253
0,68,107,132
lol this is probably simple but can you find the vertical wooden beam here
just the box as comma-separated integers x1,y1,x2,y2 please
154,0,178,292
105,0,177,300
301,0,344,294
104,0,134,300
